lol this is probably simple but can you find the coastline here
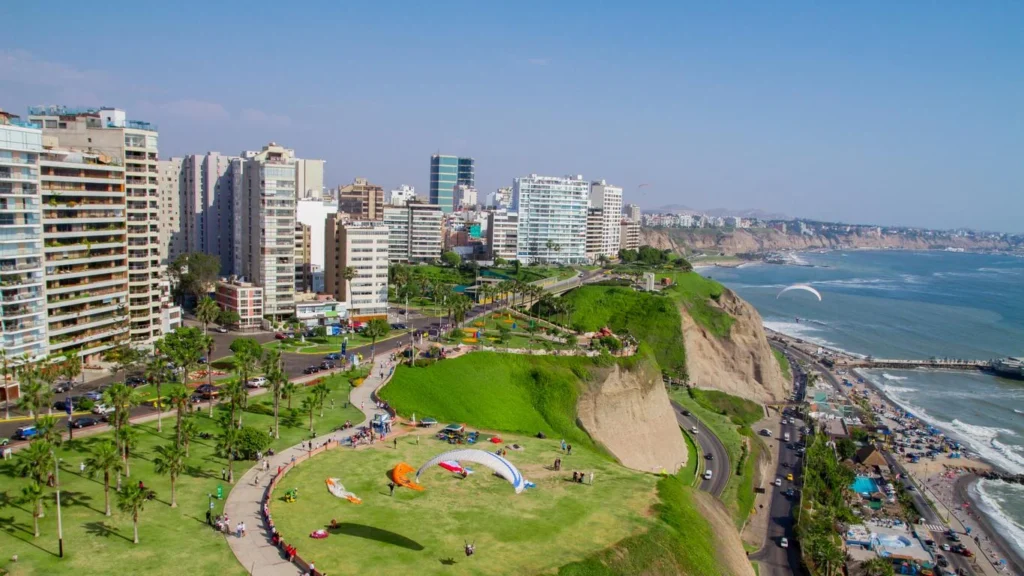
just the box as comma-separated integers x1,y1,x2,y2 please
768,326,1024,574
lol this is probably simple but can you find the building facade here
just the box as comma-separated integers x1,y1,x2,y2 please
626,203,641,222
512,174,589,264
388,184,417,206
337,177,384,221
429,154,474,213
588,180,622,259
27,106,171,347
454,185,478,210
157,157,184,263
295,222,312,293
0,112,48,370
620,220,640,252
585,208,605,261
234,143,297,321
324,216,389,320
382,203,444,263
215,279,263,331
294,158,325,199
382,206,410,262
486,210,518,261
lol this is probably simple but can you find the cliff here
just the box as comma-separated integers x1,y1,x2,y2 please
641,227,1016,255
693,491,758,576
680,287,789,403
577,360,688,473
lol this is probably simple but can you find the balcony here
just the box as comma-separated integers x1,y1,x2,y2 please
3,318,47,333
47,250,125,265
49,324,131,351
49,264,128,281
0,182,39,196
0,301,46,319
49,313,129,337
0,260,43,273
47,286,128,309
48,300,125,323
45,237,124,251
47,274,128,295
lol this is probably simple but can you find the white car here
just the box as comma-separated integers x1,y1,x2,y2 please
691,426,699,434
704,469,713,480
92,404,115,416
774,478,783,487
246,376,267,388
780,537,789,548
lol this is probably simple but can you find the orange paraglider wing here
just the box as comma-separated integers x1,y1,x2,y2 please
388,462,425,491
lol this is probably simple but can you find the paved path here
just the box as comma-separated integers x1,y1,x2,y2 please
222,354,397,576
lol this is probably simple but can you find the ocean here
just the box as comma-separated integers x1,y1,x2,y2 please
701,250,1024,554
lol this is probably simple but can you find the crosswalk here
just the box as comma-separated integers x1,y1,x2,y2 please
918,523,947,532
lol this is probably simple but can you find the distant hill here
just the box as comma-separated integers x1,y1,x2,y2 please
647,204,789,221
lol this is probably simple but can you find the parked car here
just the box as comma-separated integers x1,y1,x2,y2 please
246,376,267,388
320,361,336,370
784,488,796,497
196,384,219,399
786,473,794,482
760,428,773,437
324,353,341,361
303,366,321,375
125,375,146,387
774,478,783,487
780,537,789,548
0,437,10,446
72,417,100,429
936,555,949,568
941,543,951,551
92,404,115,416
215,326,229,333
275,332,287,340
14,426,36,440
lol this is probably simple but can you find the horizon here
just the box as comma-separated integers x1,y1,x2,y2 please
2,2,1021,233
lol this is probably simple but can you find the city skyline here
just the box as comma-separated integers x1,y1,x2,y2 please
1,3,1021,233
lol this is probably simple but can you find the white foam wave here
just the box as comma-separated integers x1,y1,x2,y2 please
974,480,1024,554
1015,409,1024,415
881,384,919,395
764,321,867,358
881,373,908,381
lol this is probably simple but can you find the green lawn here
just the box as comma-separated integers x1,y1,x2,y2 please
772,348,791,382
680,429,699,486
561,285,686,376
271,432,659,575
459,314,574,351
657,272,736,338
0,373,363,576
407,264,476,286
380,352,621,451
261,331,407,355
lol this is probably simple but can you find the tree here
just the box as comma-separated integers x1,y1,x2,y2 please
312,381,331,418
836,437,857,461
218,309,240,328
168,252,221,307
565,333,578,348
236,425,272,460
341,266,358,303
105,345,143,386
618,249,638,263
262,348,284,439
231,343,261,426
281,381,298,410
301,396,317,435
493,256,506,267
152,442,187,508
441,250,461,267
103,382,140,480
143,354,170,433
312,325,328,339
166,385,191,450
216,423,239,484
60,351,82,388
116,484,150,544
159,326,206,414
861,557,895,576
363,318,391,361
222,380,246,430
1,349,14,420
195,296,220,334
178,416,199,458
19,482,45,538
36,414,64,447
16,369,49,425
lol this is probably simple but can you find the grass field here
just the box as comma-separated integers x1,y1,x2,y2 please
270,431,659,575
460,314,573,351
560,286,686,377
658,272,736,338
0,374,363,576
380,352,614,451
773,348,791,382
261,331,408,355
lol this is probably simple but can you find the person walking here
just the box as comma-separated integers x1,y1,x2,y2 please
241,521,247,537
389,482,396,497
393,438,398,450
221,468,227,481
560,439,566,452
235,522,242,538
206,509,212,526
254,473,261,486
567,444,572,455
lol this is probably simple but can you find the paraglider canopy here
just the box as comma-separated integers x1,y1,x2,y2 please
776,284,822,301
416,449,527,493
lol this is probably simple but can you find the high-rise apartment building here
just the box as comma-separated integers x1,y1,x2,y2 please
381,202,444,263
295,222,312,293
454,185,478,210
486,186,512,209
234,142,297,321
294,158,325,199
382,206,410,262
429,154,474,213
486,210,518,261
588,180,622,260
324,216,389,320
177,152,239,274
0,112,48,370
337,177,384,221
28,106,171,347
157,157,185,263
585,208,605,261
388,185,417,206
40,146,130,363
512,174,589,264
626,203,641,223
620,220,640,252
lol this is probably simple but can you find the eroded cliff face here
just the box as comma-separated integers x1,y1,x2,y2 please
692,491,758,576
680,288,789,403
577,361,688,473
641,227,1015,255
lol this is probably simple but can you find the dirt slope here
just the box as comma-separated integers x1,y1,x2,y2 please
577,362,688,474
693,490,758,576
680,288,789,403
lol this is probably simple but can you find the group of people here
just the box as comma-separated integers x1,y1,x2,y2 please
570,471,593,484
208,512,244,537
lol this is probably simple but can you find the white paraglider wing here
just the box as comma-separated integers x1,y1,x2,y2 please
776,284,822,301
416,449,526,493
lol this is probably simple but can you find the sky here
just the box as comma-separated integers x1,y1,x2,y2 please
1,2,1022,232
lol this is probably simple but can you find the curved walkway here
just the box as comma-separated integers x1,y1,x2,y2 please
223,355,396,576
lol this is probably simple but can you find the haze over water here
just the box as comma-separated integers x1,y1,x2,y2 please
703,250,1024,553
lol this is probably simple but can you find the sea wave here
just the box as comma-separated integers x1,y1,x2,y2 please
881,384,919,395
974,480,1024,554
881,373,908,381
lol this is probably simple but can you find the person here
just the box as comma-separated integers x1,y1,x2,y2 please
572,471,578,482
389,482,396,497
80,461,86,473
464,542,475,557
561,439,567,452
331,519,339,529
236,522,243,538
254,473,260,485
138,479,145,490
393,438,398,450
567,444,572,455
241,521,247,537
206,509,212,526
308,561,314,574
221,468,227,481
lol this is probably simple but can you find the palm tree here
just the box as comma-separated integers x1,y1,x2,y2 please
312,381,330,417
117,425,140,478
144,355,169,433
166,385,191,449
105,345,142,386
301,396,317,435
60,351,82,390
117,484,150,544
36,414,63,447
0,349,12,420
15,441,51,528
178,417,199,458
195,296,220,335
216,424,239,483
341,266,358,303
85,440,123,516
233,348,259,426
16,368,48,425
152,442,187,508
363,318,391,361
19,482,45,537
103,382,139,479
861,557,894,576
281,381,298,410
222,380,246,430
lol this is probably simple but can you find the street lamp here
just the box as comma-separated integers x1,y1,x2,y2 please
52,451,64,558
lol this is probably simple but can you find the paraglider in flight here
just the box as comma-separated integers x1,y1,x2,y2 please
776,284,822,301
416,449,528,493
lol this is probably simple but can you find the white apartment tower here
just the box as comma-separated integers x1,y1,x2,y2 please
486,210,518,261
626,203,641,223
388,184,417,206
382,202,444,263
28,106,171,347
588,180,622,260
161,152,240,274
234,143,297,321
512,174,589,264
0,112,49,367
324,216,389,319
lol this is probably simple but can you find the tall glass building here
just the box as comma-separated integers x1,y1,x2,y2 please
429,154,474,213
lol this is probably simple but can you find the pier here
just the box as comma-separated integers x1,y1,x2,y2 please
834,358,990,371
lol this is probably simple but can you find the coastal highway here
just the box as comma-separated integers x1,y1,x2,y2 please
750,413,807,576
671,399,730,497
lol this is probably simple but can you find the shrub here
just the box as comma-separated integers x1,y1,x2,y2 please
77,398,96,412
245,402,275,416
236,425,272,460
450,328,465,339
413,359,436,368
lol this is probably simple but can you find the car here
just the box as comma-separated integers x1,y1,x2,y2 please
53,381,74,393
760,428,773,437
199,356,208,364
0,437,10,446
941,543,951,551
72,417,100,429
92,404,115,416
906,484,916,492
394,323,407,330
947,531,961,542
85,390,105,401
246,377,267,389
705,453,714,460
324,353,341,361
936,555,949,568
275,332,287,340
215,326,229,333
303,366,321,375
704,470,713,480
125,375,146,387
774,478,783,487
784,488,796,497
690,426,698,434
781,461,790,468
960,548,973,558
14,426,37,440
196,384,219,399
681,409,691,416
320,361,336,370
780,537,789,548
786,473,794,481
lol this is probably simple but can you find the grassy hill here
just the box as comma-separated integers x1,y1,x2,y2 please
657,272,736,338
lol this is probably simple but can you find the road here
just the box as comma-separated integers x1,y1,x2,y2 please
670,399,730,497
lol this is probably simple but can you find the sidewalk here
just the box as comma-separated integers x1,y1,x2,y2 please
222,354,397,576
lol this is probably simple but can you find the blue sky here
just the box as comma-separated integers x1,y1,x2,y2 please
2,2,1021,232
